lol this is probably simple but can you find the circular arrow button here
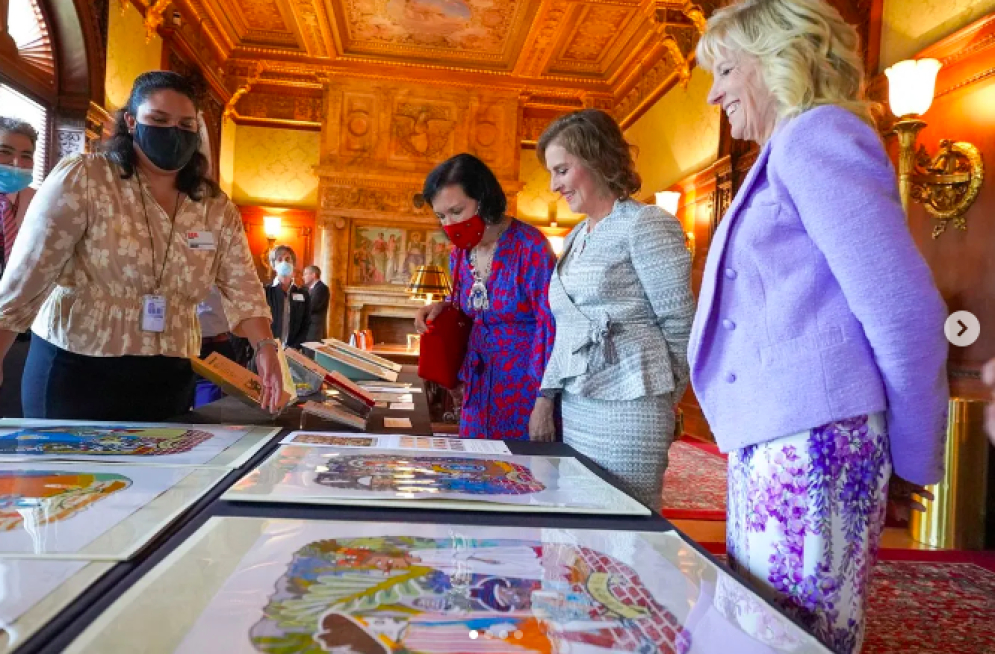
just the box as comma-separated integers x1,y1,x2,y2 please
944,311,980,347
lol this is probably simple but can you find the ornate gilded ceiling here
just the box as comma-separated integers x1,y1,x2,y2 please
143,0,714,136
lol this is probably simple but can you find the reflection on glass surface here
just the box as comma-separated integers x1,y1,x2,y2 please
152,519,832,654
230,446,650,515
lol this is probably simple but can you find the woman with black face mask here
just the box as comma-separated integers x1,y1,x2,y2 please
0,71,286,420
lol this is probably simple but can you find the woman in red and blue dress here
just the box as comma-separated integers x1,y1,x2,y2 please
415,154,557,441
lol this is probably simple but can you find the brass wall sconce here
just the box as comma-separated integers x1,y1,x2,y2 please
261,215,282,279
885,58,985,239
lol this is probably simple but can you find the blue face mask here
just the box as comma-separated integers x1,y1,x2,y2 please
275,261,294,278
0,164,32,194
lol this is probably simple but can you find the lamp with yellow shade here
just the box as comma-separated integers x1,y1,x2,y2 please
884,58,984,238
406,265,452,306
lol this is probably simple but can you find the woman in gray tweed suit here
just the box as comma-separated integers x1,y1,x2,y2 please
534,109,694,511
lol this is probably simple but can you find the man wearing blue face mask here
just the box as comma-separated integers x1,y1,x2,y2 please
0,118,37,279
264,244,311,350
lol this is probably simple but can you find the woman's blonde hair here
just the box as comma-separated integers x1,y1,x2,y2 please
696,0,876,127
536,109,641,200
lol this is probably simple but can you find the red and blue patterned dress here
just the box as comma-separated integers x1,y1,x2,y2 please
452,220,556,440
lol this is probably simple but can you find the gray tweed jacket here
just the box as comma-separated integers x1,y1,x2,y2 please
540,198,694,401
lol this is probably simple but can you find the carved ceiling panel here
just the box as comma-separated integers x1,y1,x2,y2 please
557,5,638,70
156,0,878,139
239,0,289,31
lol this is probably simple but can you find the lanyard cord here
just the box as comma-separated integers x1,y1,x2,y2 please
135,174,182,295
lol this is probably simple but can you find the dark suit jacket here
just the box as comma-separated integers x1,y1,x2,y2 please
306,280,330,342
265,283,312,349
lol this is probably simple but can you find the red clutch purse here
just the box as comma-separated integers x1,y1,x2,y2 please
418,255,472,389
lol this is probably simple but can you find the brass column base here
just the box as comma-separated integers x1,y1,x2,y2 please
910,398,988,550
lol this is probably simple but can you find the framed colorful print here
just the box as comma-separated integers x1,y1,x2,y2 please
222,445,650,515
0,463,226,560
279,431,512,454
0,420,279,468
0,558,113,653
351,226,407,286
65,517,833,654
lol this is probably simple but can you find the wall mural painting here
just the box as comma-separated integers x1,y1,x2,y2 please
351,226,453,286
346,0,513,52
248,535,688,654
0,471,131,532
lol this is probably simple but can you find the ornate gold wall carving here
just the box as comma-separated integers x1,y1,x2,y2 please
315,77,522,339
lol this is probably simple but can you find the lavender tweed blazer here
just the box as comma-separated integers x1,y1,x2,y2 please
688,105,949,486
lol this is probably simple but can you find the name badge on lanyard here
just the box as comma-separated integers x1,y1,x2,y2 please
186,231,216,250
141,294,167,333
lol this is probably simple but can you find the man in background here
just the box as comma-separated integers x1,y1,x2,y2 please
303,265,329,342
0,117,38,417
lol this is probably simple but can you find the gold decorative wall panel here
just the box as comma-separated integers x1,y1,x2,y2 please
232,124,321,206
625,66,721,195
105,2,163,110
314,77,522,339
880,0,995,71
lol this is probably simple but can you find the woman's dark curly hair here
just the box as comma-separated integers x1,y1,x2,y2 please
422,153,507,226
536,108,641,200
104,70,219,201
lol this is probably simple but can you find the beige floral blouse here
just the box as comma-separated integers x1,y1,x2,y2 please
0,153,272,358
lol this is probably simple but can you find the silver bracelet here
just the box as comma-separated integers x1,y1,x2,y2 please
253,337,280,353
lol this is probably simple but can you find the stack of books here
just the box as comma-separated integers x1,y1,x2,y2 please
302,339,400,383
285,348,378,431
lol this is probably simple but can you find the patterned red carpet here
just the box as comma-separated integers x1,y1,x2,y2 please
661,437,727,520
862,551,995,654
707,548,995,653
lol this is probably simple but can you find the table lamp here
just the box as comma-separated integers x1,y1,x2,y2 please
406,265,451,305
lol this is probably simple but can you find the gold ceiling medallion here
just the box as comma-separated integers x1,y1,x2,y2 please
908,135,985,238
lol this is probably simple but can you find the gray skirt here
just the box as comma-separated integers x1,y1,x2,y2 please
561,391,675,511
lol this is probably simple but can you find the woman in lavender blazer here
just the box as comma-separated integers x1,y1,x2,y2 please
690,1,948,651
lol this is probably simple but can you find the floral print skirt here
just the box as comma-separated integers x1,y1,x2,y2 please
726,413,892,654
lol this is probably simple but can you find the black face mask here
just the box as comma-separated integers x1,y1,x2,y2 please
133,123,200,172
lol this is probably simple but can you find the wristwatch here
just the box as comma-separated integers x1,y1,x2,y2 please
253,337,280,353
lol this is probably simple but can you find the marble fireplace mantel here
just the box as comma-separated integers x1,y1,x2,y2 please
344,285,425,344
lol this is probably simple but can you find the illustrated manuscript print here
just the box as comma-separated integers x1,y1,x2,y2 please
250,535,691,653
0,471,131,532
0,427,214,457
313,455,547,495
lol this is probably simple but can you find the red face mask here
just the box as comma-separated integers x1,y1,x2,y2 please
443,214,486,250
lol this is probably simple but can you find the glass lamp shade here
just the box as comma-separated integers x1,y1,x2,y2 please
655,191,681,216
547,235,565,256
263,215,282,239
406,265,452,300
885,59,941,117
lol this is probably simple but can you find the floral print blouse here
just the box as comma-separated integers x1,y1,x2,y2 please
0,154,271,358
